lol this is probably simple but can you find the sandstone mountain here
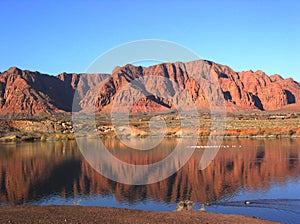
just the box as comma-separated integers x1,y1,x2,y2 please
0,67,108,117
0,60,299,117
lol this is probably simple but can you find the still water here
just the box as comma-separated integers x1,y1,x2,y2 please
0,138,299,223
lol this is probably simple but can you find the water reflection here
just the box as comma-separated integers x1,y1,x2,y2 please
0,139,299,208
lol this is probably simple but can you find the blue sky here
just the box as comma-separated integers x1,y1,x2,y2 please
0,0,299,80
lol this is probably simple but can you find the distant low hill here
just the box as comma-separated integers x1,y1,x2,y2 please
0,60,299,117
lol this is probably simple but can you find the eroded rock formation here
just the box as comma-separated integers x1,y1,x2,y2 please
0,60,299,116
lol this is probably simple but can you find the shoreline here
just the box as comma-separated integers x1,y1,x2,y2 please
1,113,300,141
0,205,280,224
0,112,300,142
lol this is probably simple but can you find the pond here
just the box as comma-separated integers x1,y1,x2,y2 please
0,138,299,223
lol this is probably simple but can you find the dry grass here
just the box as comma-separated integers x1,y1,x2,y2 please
1,112,299,140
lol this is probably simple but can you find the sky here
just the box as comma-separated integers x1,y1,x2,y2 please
0,0,299,80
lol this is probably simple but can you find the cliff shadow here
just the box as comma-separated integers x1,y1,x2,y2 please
284,90,296,104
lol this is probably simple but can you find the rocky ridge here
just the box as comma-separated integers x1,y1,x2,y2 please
0,60,299,117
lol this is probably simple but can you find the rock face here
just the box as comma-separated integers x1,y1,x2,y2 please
0,67,108,117
218,68,300,111
0,67,74,116
0,60,299,117
83,60,300,113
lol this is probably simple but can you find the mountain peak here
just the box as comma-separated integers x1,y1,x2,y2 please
0,60,299,117
6,66,22,74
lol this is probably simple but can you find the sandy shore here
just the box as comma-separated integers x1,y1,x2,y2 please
0,206,280,224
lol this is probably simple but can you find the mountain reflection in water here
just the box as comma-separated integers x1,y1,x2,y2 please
0,139,299,223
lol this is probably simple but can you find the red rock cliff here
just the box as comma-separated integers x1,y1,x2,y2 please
0,60,299,117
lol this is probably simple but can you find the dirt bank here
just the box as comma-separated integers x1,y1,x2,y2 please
0,206,280,224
